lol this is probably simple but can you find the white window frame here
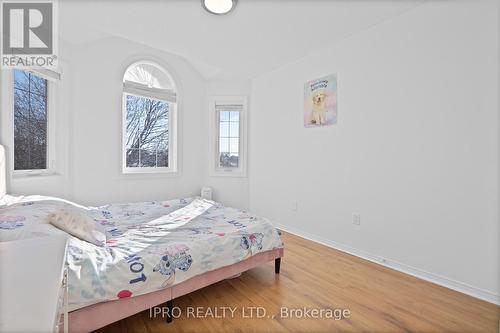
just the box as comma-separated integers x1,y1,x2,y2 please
6,69,59,178
209,96,247,177
121,90,177,175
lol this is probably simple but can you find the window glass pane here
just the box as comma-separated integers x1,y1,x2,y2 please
31,75,47,96
229,111,239,122
31,93,47,117
220,152,239,168
157,150,168,168
230,153,239,168
14,89,30,119
219,152,229,168
14,70,29,91
124,62,174,91
126,95,142,148
220,111,230,121
229,122,239,138
219,122,229,137
219,138,229,153
139,149,156,167
216,108,241,169
229,138,239,154
13,70,48,171
125,94,169,168
126,149,140,167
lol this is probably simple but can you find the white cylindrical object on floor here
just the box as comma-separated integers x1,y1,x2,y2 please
201,187,212,200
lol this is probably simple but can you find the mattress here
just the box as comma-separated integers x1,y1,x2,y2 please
0,195,283,311
1,196,283,311
64,197,283,311
0,194,81,241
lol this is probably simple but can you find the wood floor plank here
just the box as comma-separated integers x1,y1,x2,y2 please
95,232,500,333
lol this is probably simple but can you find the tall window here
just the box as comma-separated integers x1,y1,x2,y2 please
218,105,241,168
209,97,247,177
13,70,48,171
122,62,177,173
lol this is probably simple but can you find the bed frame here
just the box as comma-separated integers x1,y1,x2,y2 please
68,249,283,332
0,144,284,332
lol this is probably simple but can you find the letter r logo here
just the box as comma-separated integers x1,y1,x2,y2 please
2,2,53,54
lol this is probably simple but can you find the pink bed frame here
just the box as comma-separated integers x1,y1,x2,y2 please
68,248,284,333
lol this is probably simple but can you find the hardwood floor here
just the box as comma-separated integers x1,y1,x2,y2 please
96,232,499,333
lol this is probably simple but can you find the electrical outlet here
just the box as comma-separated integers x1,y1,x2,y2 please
291,201,298,211
352,213,361,225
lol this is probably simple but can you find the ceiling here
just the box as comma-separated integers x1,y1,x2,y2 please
60,0,425,80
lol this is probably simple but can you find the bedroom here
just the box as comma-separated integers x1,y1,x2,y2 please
0,0,499,332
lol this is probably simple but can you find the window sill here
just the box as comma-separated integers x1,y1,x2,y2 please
118,169,181,180
12,170,60,179
209,170,247,178
122,168,177,175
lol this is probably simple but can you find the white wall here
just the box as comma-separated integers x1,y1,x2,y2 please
249,0,500,303
205,80,251,209
68,37,208,205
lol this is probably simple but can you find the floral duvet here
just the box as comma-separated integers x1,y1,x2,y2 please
0,195,283,311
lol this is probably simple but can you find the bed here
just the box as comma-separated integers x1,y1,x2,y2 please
0,145,284,332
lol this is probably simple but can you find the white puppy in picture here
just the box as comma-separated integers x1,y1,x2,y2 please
311,92,327,125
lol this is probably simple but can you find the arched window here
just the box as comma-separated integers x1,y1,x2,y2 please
122,61,177,173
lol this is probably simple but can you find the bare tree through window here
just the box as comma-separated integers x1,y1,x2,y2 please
13,70,48,170
125,95,169,168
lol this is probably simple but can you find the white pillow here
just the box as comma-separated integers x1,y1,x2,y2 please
48,204,106,246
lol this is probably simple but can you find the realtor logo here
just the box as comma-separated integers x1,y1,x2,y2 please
1,1,57,68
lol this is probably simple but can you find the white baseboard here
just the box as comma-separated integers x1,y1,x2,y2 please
276,223,500,306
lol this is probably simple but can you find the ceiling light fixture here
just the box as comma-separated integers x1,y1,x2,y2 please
202,0,237,15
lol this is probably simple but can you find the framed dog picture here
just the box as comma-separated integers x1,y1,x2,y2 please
304,74,337,127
